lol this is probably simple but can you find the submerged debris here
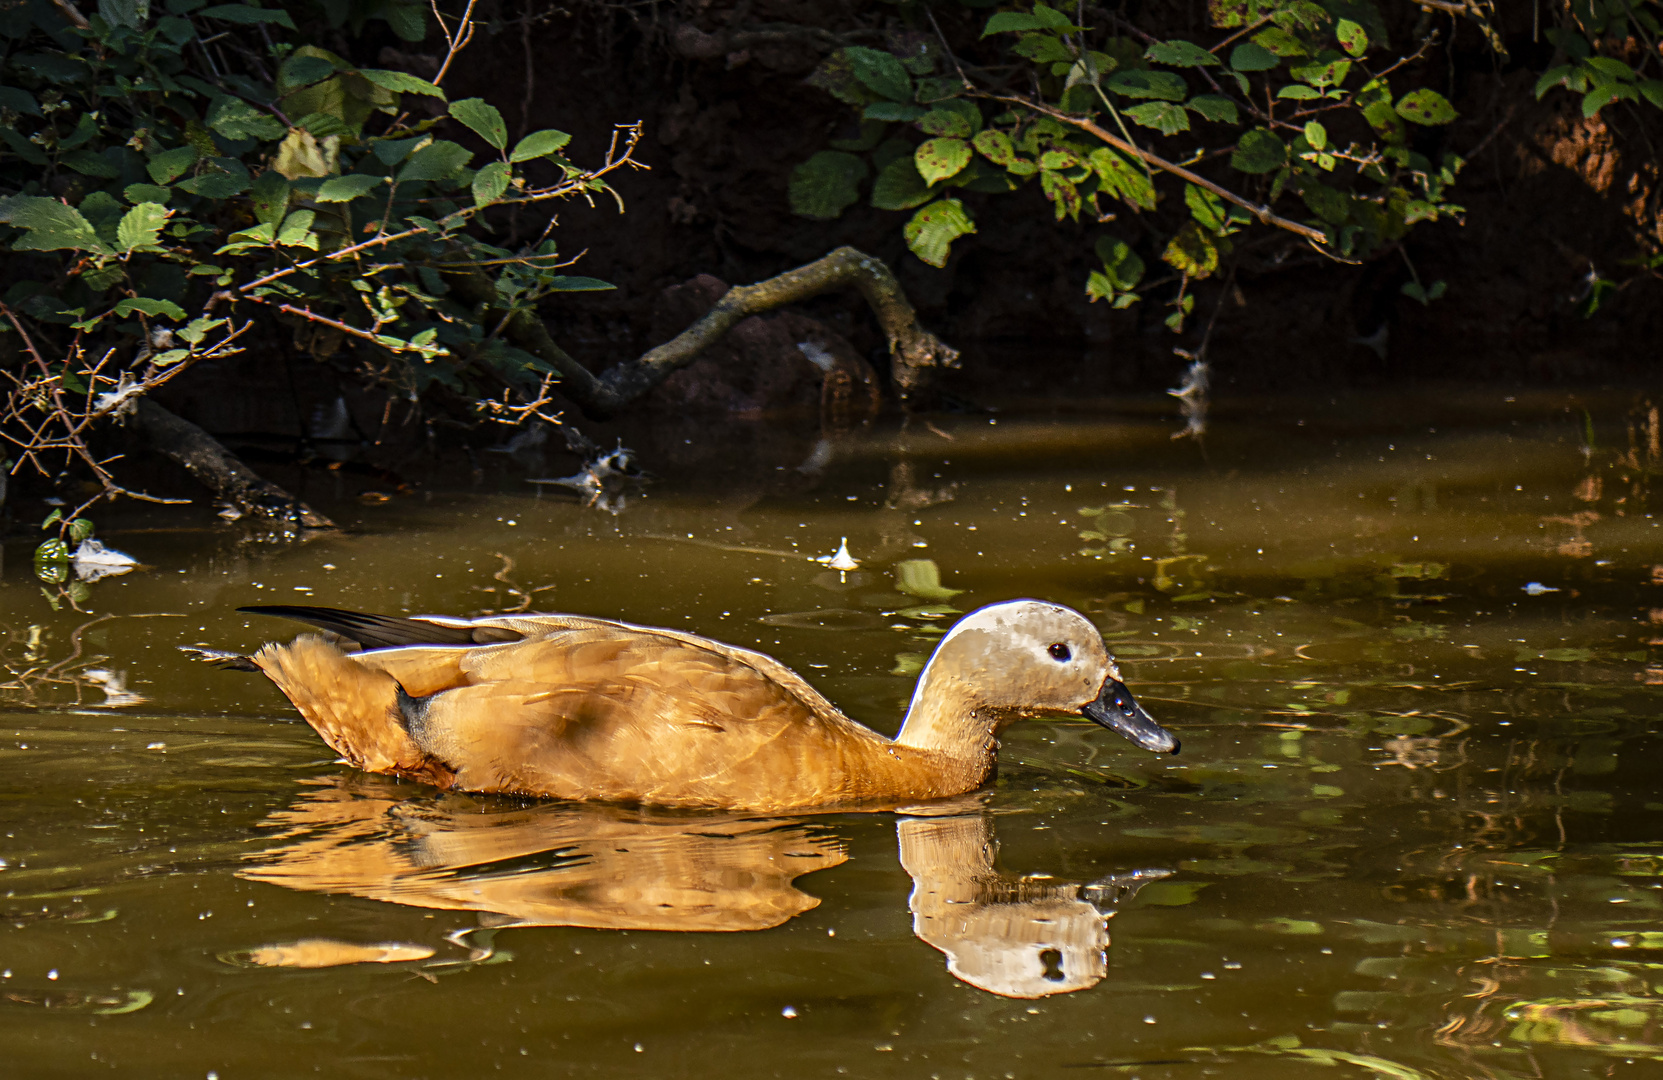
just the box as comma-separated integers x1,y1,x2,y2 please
1168,359,1209,441
528,426,649,514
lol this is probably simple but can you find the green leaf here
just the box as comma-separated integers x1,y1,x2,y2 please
1231,128,1286,173
1301,181,1348,224
1304,120,1328,151
0,86,43,117
1124,101,1190,135
1162,222,1219,278
545,276,615,292
1251,27,1308,57
1184,183,1226,232
316,174,384,203
146,145,198,185
124,183,171,205
1289,57,1350,88
1229,43,1279,72
1334,18,1368,57
1395,88,1457,126
449,98,507,151
789,150,868,220
1095,235,1145,290
176,158,251,198
399,140,473,182
471,160,511,208
1586,56,1637,82
116,203,171,253
1187,95,1239,123
114,297,187,321
1145,40,1218,67
1106,69,1187,101
1039,170,1080,220
917,108,973,138
983,5,1082,36
1640,80,1663,108
914,137,972,185
248,170,290,227
276,209,318,248
1277,84,1322,100
279,54,339,92
0,196,110,254
357,69,446,100
66,516,94,542
862,102,924,123
198,3,295,28
845,46,913,103
62,150,119,179
206,97,284,141
871,154,935,211
971,129,1018,166
1534,65,1574,99
1089,147,1155,210
178,317,226,345
510,129,572,162
903,199,975,268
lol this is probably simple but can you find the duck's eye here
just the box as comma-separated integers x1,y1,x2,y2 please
1047,642,1071,662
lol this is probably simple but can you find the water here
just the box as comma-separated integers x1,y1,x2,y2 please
3,387,1662,1078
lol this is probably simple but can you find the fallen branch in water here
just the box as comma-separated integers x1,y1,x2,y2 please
450,245,959,417
131,399,334,528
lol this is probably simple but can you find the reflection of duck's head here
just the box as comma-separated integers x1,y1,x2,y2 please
935,894,1109,998
898,601,1177,756
241,776,847,932
898,815,1171,999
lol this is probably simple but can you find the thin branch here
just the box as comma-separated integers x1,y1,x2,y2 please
430,0,479,87
979,92,1330,244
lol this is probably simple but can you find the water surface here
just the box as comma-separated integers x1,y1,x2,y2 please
3,387,1662,1079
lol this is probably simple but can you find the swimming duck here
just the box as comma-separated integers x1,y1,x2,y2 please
216,599,1177,812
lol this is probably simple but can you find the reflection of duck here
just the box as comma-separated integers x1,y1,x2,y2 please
214,600,1178,812
899,815,1171,999
241,776,846,932
245,782,1172,997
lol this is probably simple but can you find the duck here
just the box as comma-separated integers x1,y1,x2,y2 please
207,599,1178,812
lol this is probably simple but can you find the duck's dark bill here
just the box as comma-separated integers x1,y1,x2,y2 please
1082,680,1180,755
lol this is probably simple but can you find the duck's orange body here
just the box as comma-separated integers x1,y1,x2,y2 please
237,601,1177,812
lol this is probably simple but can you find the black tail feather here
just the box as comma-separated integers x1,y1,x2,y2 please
237,605,504,649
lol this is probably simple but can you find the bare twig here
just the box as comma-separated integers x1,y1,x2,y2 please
429,0,479,87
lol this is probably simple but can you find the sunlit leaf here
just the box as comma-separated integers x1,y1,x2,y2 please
903,198,975,267
914,137,972,185
1394,88,1457,126
510,129,572,162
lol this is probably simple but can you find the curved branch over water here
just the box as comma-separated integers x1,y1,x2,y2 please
454,246,959,418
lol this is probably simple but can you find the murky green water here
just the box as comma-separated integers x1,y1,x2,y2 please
4,387,1663,1078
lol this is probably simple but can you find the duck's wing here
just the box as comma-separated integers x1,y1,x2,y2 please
397,628,887,807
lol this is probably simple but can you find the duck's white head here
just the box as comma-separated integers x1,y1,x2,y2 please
900,600,1178,755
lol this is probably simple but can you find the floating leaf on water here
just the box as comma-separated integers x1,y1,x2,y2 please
893,559,963,601
891,652,926,677
1132,881,1210,907
224,939,436,969
1258,916,1324,935
757,609,885,631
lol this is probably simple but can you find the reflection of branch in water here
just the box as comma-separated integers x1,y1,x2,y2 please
0,614,157,708
471,553,557,615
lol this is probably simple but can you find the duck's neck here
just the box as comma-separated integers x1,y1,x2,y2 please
892,653,1005,763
